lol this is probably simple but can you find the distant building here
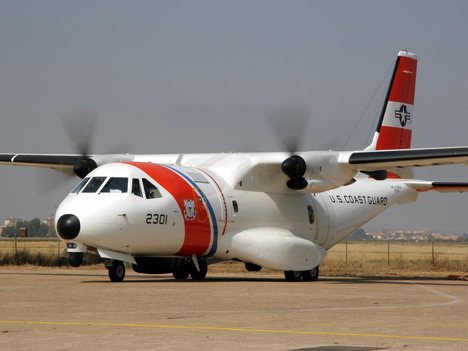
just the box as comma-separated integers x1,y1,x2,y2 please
0,217,19,237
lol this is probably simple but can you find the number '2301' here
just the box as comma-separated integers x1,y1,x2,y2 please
146,214,168,225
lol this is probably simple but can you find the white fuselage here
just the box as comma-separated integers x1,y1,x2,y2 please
55,152,419,271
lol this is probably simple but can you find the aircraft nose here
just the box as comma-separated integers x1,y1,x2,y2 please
56,214,81,240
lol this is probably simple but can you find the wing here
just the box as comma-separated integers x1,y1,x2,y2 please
346,147,468,169
0,153,81,176
0,153,134,177
238,147,468,194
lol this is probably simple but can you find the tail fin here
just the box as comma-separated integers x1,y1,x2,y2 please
367,50,418,151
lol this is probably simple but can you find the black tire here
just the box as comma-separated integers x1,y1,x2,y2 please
244,262,262,272
172,267,190,280
284,270,303,282
108,261,126,282
189,258,208,280
69,252,83,267
301,266,319,281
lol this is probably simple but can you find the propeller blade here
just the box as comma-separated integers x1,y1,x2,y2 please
267,105,310,154
63,111,99,157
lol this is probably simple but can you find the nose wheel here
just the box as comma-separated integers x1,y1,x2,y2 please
106,260,126,282
68,252,83,267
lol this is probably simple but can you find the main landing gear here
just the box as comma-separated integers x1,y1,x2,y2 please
284,266,319,282
106,260,126,282
172,257,208,280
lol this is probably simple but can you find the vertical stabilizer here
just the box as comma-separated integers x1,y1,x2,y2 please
367,51,417,150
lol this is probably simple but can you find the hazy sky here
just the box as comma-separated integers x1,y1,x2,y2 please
1,1,468,231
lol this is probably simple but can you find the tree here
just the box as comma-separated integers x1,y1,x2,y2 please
347,228,369,241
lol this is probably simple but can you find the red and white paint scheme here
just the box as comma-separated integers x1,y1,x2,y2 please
2,50,468,282
368,51,417,151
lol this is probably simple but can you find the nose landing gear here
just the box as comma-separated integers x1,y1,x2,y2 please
68,252,83,267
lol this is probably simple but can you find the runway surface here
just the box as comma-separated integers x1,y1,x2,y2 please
0,266,467,350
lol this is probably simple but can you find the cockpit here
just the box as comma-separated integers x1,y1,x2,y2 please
70,176,162,199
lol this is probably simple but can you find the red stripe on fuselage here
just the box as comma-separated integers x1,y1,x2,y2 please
126,162,211,256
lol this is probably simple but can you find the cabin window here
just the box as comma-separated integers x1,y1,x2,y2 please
232,200,239,213
307,205,315,224
71,177,90,194
82,177,107,193
142,178,162,199
101,177,129,193
132,179,143,197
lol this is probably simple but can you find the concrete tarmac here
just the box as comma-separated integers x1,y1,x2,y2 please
0,266,467,351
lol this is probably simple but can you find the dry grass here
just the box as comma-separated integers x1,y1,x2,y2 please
0,239,100,266
0,238,62,255
1,239,467,278
322,241,468,277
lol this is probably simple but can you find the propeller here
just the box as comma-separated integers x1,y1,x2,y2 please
64,112,99,178
268,105,310,155
268,105,310,190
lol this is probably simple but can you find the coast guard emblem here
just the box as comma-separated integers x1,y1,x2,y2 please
184,199,196,221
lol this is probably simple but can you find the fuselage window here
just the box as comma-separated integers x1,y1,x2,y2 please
71,177,90,194
142,178,162,199
82,177,107,193
232,200,239,213
101,177,129,193
307,205,315,224
132,178,143,197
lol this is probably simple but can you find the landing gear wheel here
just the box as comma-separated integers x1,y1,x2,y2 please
69,252,83,267
284,270,303,282
301,266,319,281
108,261,126,282
189,258,208,280
172,267,190,280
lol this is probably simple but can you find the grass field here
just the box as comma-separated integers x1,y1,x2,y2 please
1,238,467,277
323,241,468,277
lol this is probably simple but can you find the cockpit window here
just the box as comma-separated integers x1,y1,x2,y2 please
142,178,162,199
71,177,90,194
100,177,129,193
132,179,143,197
82,177,107,193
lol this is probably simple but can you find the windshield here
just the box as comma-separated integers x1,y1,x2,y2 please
71,177,90,194
100,177,129,193
82,177,107,193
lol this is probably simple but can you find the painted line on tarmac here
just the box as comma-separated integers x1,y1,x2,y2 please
0,320,467,343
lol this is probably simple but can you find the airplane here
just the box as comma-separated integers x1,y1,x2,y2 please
1,50,468,282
